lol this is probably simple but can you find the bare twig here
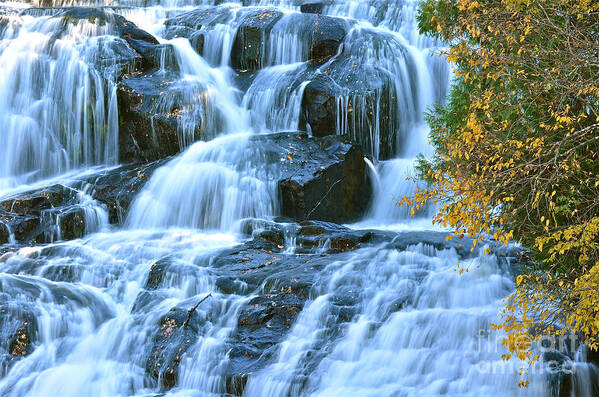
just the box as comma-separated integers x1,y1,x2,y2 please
184,293,212,327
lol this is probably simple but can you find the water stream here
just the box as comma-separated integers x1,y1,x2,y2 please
0,0,596,396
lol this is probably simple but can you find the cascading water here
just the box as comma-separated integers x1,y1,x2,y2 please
157,37,250,147
126,133,277,231
0,11,122,189
0,1,596,397
242,62,310,132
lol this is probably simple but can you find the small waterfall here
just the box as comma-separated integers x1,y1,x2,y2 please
330,24,439,161
265,12,311,66
0,13,123,189
0,228,243,396
364,158,433,224
127,133,278,231
242,62,310,132
154,37,250,149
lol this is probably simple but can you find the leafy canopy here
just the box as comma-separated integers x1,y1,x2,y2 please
401,0,599,371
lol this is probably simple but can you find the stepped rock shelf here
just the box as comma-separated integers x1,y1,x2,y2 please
0,1,596,397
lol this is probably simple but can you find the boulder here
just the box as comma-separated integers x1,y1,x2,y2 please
300,58,398,160
117,69,234,163
231,8,283,71
164,6,236,55
299,74,340,137
82,160,166,224
231,10,349,69
309,13,349,63
164,5,237,33
210,221,400,395
0,185,84,244
241,219,396,254
298,26,432,160
0,223,9,244
209,233,318,394
117,72,182,164
225,292,304,393
0,15,11,37
164,6,350,71
250,132,372,223
300,0,330,14
19,7,160,74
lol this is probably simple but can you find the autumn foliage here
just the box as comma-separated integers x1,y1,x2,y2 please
401,0,599,370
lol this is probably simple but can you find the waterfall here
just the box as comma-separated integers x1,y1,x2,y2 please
0,0,596,396
126,133,278,231
0,12,122,189
243,245,551,396
242,62,310,132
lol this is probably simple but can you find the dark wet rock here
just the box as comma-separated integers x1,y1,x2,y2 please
164,6,349,71
163,5,237,58
587,345,599,366
0,223,9,244
544,350,575,397
250,132,371,223
231,8,283,71
225,292,304,390
0,214,40,245
145,257,174,290
0,185,83,244
533,334,599,397
212,236,296,295
309,13,349,63
0,185,78,216
56,207,87,241
0,161,162,245
387,231,473,254
300,0,331,14
299,74,340,136
20,7,160,74
131,290,165,314
146,306,203,390
0,301,37,376
117,67,232,163
300,59,398,159
0,15,11,37
298,25,435,160
147,43,182,74
164,5,236,32
82,160,165,224
117,72,182,164
299,75,339,138
214,249,316,299
39,263,84,283
212,239,314,392
296,221,375,252
242,219,395,254
232,11,349,69
213,222,398,395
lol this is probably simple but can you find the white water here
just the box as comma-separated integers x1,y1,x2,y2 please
0,13,122,189
127,133,277,231
0,1,596,397
244,245,551,397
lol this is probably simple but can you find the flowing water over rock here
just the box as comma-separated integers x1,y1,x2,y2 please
0,1,597,396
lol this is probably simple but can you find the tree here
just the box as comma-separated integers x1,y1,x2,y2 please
400,0,599,372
